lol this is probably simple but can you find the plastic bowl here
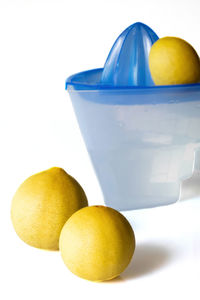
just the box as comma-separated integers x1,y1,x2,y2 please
66,68,200,210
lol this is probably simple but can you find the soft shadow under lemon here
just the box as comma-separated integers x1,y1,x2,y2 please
121,242,174,280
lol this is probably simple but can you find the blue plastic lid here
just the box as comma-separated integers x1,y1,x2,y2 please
65,22,200,93
66,68,200,91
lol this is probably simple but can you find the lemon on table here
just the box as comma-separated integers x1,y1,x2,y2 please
11,167,88,250
149,37,200,85
59,205,135,282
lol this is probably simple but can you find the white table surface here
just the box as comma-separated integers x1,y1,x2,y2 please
2,183,200,300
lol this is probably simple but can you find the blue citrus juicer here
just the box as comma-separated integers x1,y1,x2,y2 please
66,22,200,211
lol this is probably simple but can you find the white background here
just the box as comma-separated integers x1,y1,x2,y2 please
0,0,200,299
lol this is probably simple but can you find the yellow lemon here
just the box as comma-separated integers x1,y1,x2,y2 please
59,205,135,281
11,167,88,250
149,37,200,85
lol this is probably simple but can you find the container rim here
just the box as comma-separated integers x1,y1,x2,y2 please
65,68,200,91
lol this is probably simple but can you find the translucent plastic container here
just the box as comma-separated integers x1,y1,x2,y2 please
66,23,200,210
